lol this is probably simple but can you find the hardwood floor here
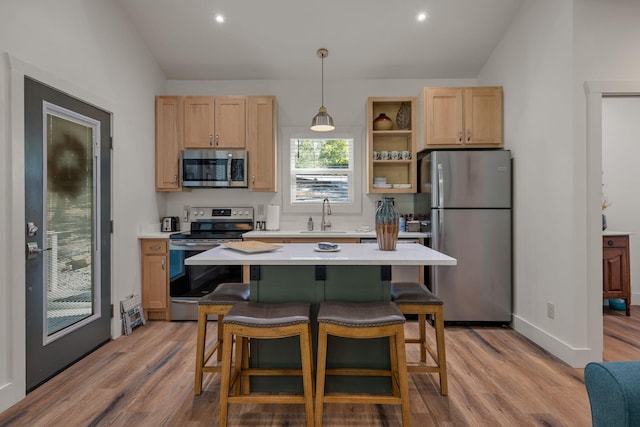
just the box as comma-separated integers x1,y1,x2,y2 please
1,307,639,427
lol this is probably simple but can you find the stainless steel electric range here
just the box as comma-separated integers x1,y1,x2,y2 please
168,207,253,320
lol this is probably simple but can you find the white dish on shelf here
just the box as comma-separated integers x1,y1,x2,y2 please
313,246,341,252
373,183,393,188
393,183,412,188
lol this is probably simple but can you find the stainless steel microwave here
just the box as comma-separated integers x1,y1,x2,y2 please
180,150,247,188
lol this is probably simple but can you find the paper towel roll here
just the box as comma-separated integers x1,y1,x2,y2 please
265,205,280,231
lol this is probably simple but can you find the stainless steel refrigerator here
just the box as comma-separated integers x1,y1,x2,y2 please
421,150,512,323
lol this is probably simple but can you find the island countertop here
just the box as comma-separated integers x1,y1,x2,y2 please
185,242,456,266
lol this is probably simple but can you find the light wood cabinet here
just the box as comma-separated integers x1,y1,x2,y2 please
155,96,183,191
367,97,417,194
603,235,631,316
417,87,503,151
141,239,169,320
183,96,246,148
247,96,277,192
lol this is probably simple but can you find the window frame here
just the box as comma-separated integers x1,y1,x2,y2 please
280,126,363,215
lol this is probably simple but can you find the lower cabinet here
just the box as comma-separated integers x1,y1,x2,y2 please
602,235,630,316
141,239,169,320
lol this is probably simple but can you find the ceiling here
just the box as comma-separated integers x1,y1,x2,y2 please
116,0,523,81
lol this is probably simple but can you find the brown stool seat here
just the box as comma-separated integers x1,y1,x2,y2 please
391,282,443,305
194,283,250,395
391,281,448,396
317,301,407,327
199,283,250,304
219,302,314,427
315,301,411,426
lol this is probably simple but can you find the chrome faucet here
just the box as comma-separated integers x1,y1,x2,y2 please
321,198,332,231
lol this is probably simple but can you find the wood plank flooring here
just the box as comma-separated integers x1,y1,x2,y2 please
1,306,639,426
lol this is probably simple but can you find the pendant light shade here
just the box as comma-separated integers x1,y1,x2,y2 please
311,48,335,132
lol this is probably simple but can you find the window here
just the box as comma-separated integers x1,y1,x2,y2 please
281,127,363,214
290,137,353,204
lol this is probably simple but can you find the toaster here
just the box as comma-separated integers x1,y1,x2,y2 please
161,216,180,232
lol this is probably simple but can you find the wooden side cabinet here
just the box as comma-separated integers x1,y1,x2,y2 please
155,96,183,191
247,96,277,192
417,86,503,151
603,234,631,316
141,239,169,320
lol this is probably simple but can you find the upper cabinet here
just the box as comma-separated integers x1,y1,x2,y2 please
155,96,183,191
183,96,246,148
247,96,277,192
417,87,503,151
367,97,417,194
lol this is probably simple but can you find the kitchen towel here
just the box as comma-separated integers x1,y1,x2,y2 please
265,205,280,231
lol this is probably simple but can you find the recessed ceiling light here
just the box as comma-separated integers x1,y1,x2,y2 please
417,11,428,22
214,14,225,23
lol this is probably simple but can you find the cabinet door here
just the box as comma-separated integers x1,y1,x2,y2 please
214,96,246,148
142,253,168,310
247,96,276,191
603,247,627,296
464,87,503,146
184,96,215,148
155,96,183,191
425,88,464,147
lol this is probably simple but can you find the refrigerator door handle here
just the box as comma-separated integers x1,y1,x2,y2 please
437,163,444,207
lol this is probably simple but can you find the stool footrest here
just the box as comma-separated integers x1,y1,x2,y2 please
323,394,402,405
228,395,308,405
325,368,393,377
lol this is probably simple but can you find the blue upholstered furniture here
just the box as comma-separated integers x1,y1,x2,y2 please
584,361,640,427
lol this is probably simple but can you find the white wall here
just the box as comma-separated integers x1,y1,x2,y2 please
0,0,166,411
477,0,588,364
602,97,640,304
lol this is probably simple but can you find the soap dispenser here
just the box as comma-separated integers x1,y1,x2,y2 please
307,216,314,231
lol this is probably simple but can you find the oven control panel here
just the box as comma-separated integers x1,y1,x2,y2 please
190,207,254,220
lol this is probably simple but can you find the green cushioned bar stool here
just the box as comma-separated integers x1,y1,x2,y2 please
194,283,250,395
391,281,448,395
219,301,314,427
315,301,411,427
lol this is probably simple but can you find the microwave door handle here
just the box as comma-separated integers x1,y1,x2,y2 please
227,153,233,186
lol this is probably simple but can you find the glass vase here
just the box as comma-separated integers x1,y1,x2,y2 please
375,197,399,251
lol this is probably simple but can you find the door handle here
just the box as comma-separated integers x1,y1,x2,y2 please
26,242,52,260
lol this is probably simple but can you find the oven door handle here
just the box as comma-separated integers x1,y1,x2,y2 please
227,152,233,186
171,299,199,305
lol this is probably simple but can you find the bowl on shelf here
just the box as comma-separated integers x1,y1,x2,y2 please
392,183,411,189
608,298,626,311
373,183,393,188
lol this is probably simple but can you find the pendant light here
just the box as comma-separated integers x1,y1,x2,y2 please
310,48,335,132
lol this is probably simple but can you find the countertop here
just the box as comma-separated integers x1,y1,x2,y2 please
184,242,455,266
602,230,635,236
137,229,430,240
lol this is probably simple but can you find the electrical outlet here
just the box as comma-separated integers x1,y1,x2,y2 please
547,302,555,319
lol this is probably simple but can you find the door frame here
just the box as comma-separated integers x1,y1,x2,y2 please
3,54,115,407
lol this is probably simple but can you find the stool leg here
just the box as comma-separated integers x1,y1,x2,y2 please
241,336,250,394
418,313,427,363
394,326,411,427
233,335,244,396
314,323,328,427
194,308,208,395
299,324,314,427
389,333,399,397
219,325,235,427
434,308,448,396
217,314,224,362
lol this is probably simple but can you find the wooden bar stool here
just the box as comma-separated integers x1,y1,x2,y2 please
315,301,411,427
391,281,448,395
219,301,314,427
194,283,250,395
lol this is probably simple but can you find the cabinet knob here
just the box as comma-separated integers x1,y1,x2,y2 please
608,240,614,246
209,134,213,146
150,245,161,250
173,175,177,184
458,130,462,142
467,129,471,142
252,175,256,184
161,258,165,270
215,134,219,146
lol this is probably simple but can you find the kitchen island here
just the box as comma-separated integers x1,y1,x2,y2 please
186,242,456,393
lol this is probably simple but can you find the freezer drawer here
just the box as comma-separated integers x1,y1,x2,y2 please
431,208,511,322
